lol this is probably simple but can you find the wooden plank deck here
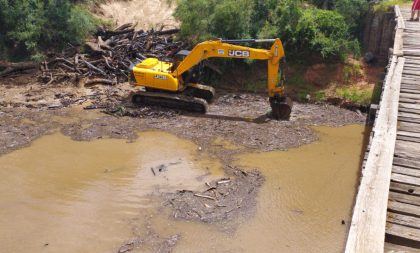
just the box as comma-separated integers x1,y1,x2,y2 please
346,6,420,253
385,7,420,252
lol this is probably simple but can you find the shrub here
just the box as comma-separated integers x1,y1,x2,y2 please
336,87,372,105
334,0,368,34
174,0,365,60
0,0,99,61
209,0,252,39
308,0,368,33
296,8,357,58
67,5,99,45
258,0,302,46
0,0,45,60
174,0,252,43
259,2,358,58
343,61,363,82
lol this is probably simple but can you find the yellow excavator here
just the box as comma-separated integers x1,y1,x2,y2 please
129,38,292,119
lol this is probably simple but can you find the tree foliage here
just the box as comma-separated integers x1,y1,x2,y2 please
0,0,99,61
174,0,253,43
174,0,368,60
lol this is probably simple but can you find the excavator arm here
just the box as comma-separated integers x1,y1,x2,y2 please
172,38,292,119
172,39,286,97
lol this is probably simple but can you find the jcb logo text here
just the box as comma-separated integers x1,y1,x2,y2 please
154,75,167,80
228,50,250,57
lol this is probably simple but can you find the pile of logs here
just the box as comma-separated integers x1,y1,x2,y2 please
1,23,184,85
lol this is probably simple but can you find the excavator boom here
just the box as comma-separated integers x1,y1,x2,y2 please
172,39,285,97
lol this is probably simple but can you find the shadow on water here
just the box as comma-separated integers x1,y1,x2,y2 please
344,97,377,249
184,112,271,124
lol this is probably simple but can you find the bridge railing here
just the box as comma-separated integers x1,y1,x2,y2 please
344,5,405,253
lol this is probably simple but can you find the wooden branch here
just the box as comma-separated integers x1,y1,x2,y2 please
154,29,180,36
0,61,38,77
97,36,111,50
84,78,116,86
47,57,74,67
81,60,106,76
105,29,134,37
115,23,133,32
84,41,105,54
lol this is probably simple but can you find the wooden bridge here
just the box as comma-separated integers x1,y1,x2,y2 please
345,5,420,253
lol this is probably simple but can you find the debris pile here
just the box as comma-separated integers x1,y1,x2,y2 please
163,168,264,223
0,23,183,84
117,234,180,253
103,103,179,118
41,24,182,85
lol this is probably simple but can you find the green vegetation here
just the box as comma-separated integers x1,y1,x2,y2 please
371,82,383,104
245,79,266,93
173,0,368,59
173,0,383,106
0,0,100,61
314,90,326,101
335,87,372,106
373,0,411,12
343,61,364,82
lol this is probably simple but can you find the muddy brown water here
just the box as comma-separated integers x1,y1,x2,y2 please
0,125,367,253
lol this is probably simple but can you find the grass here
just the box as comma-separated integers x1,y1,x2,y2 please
314,90,326,101
371,82,383,104
343,61,364,82
374,0,412,12
335,87,373,106
212,60,378,107
244,79,266,93
287,72,329,102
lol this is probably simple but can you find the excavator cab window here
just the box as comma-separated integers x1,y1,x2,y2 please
171,50,191,72
172,49,204,83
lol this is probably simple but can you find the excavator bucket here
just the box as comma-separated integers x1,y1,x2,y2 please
269,96,293,120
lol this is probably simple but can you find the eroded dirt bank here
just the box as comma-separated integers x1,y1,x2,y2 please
98,0,177,29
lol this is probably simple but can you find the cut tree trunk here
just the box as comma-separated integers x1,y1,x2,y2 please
0,61,39,77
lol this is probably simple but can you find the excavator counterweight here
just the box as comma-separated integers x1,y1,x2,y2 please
129,38,292,120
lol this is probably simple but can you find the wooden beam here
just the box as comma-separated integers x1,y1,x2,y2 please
387,212,420,230
392,173,420,187
394,5,405,57
395,5,406,30
385,242,420,252
388,200,420,217
387,222,420,241
390,182,420,197
345,55,405,253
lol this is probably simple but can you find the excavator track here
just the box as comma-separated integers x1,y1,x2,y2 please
184,84,216,103
131,91,209,113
